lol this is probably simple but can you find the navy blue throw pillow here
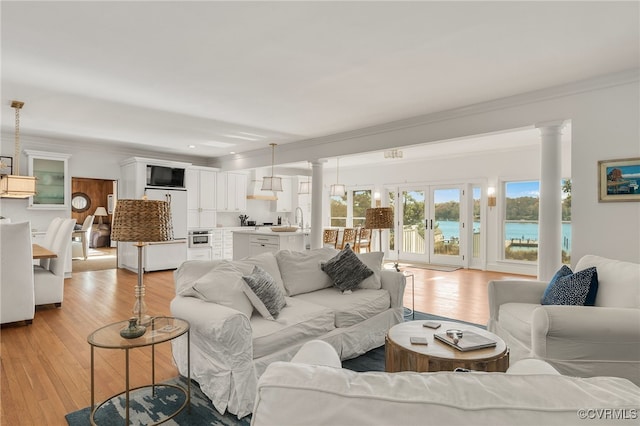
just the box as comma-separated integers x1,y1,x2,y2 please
541,266,599,306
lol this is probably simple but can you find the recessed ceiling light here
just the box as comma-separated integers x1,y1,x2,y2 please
202,141,235,148
223,134,260,141
188,145,196,149
229,151,236,154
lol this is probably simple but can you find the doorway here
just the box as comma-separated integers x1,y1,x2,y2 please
71,177,117,271
388,183,486,268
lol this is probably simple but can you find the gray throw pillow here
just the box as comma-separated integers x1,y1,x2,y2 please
321,244,374,292
242,265,286,320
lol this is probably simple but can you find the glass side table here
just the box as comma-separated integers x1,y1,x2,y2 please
87,316,190,425
402,271,415,320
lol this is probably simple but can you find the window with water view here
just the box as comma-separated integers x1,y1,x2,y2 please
503,179,571,263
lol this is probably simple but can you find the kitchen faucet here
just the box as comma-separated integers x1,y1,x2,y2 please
295,207,304,229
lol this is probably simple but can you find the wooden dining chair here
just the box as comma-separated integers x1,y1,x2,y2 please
323,229,339,248
355,228,372,253
339,228,357,250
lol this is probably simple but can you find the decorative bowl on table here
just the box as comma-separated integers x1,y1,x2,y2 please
270,226,299,232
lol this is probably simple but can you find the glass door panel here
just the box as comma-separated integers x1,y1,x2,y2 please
430,187,462,265
399,189,426,261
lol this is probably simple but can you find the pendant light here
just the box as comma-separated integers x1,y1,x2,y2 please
261,143,283,192
330,157,346,197
0,101,37,198
298,161,311,194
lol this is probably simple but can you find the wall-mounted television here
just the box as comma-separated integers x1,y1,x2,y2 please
146,165,185,188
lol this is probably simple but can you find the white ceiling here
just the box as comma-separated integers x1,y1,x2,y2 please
1,1,638,166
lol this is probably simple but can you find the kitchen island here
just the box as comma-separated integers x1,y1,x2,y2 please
232,229,306,260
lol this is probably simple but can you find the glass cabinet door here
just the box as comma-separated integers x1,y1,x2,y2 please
25,150,71,210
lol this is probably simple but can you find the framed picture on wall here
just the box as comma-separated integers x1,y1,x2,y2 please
598,157,640,202
0,156,12,175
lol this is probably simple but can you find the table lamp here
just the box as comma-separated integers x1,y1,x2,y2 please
365,207,393,252
111,199,173,326
94,206,108,225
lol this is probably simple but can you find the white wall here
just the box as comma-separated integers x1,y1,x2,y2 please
318,76,639,266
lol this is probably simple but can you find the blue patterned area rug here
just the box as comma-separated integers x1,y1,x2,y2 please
66,312,481,425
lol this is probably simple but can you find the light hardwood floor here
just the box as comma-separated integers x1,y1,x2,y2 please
0,265,531,425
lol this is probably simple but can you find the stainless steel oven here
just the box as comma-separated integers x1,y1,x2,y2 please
188,230,213,248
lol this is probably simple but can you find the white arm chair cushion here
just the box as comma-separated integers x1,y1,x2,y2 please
34,218,76,307
1,222,35,325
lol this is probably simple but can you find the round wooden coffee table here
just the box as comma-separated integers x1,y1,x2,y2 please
385,320,509,373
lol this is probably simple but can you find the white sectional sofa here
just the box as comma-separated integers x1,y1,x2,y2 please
252,340,640,426
488,255,640,385
170,247,405,418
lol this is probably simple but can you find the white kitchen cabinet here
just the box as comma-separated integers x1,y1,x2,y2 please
187,246,212,261
216,172,247,212
118,157,191,272
232,230,305,260
211,227,243,260
144,240,188,271
25,150,72,210
272,177,292,212
186,167,217,229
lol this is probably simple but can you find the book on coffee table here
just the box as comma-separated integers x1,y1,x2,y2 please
434,330,497,352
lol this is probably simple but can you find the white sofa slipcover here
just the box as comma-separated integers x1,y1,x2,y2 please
170,248,405,418
252,340,640,426
488,255,640,385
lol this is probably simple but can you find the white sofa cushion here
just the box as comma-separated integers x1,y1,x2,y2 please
356,252,384,290
251,297,335,359
174,259,226,296
575,255,640,308
191,261,254,318
295,287,390,328
234,252,286,295
276,247,338,296
253,362,640,426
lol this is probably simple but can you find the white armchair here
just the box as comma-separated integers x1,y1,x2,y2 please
72,215,94,260
34,219,76,307
1,222,35,325
488,255,640,385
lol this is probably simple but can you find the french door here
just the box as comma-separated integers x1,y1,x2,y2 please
397,185,465,266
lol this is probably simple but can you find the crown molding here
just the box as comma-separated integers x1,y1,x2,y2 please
216,68,638,168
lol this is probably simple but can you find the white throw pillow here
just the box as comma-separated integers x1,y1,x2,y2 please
234,252,286,295
174,259,227,297
191,261,254,318
276,247,339,296
356,252,384,289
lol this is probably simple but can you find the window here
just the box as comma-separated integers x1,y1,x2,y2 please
352,190,371,227
504,180,540,262
502,179,571,263
330,189,372,228
330,193,347,227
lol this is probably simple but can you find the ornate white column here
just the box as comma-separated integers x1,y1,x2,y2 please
536,120,566,281
310,160,325,249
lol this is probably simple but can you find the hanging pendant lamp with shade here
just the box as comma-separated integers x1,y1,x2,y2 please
0,101,38,198
261,143,283,192
330,157,346,197
298,161,311,194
